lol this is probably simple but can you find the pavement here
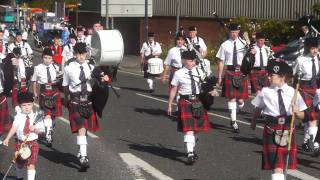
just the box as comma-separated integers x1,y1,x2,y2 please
0,37,319,180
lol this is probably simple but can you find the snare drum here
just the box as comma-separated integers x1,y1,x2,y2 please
147,58,164,75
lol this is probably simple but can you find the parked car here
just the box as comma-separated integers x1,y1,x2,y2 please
273,39,304,67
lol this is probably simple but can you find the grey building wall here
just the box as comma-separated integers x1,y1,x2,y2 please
153,0,320,21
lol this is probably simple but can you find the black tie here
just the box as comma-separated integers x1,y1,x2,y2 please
278,89,286,116
47,66,52,83
260,48,264,68
312,58,316,78
188,70,196,95
233,41,237,66
79,66,87,95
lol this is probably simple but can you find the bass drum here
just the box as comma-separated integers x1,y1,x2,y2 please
91,30,124,66
147,58,164,75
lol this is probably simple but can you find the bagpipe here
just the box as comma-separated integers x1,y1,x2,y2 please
179,27,217,110
85,30,124,117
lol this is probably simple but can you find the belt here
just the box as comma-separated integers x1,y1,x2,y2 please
265,115,292,126
252,67,266,71
180,94,199,101
70,92,92,102
40,83,57,91
226,65,241,72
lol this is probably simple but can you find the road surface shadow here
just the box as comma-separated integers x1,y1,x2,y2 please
118,138,187,164
38,143,80,170
134,107,167,117
296,157,320,170
119,86,150,93
0,173,16,180
229,135,263,146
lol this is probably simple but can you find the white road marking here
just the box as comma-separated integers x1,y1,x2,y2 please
34,103,99,138
109,85,121,90
135,93,320,180
119,153,174,180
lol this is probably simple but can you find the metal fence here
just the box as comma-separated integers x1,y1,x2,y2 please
153,0,320,20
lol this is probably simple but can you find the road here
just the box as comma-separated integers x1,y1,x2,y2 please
0,46,320,180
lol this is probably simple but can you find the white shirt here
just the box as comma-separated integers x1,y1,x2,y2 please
198,59,211,75
8,41,33,56
171,67,204,95
293,55,320,80
62,61,94,93
62,44,75,61
77,36,87,43
31,63,59,84
253,44,271,67
188,36,207,52
164,46,187,68
13,112,45,141
251,84,307,117
140,41,162,57
216,38,247,65
13,57,26,81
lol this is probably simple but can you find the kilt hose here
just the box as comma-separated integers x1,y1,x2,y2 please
262,125,297,170
15,140,39,168
11,81,28,108
249,69,269,93
0,95,11,134
68,100,100,134
299,81,318,122
39,88,62,118
177,98,211,133
222,70,249,99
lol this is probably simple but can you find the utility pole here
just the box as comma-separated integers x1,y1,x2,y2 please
145,0,148,41
176,0,180,33
106,0,109,29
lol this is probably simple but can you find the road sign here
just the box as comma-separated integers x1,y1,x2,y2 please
101,0,152,18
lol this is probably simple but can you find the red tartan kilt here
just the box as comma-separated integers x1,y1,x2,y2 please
0,95,11,134
249,70,269,93
39,89,62,118
178,98,211,133
300,84,318,121
222,71,249,99
15,140,39,168
262,125,297,170
68,102,99,133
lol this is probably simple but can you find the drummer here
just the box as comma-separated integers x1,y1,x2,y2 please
3,92,45,180
140,32,162,93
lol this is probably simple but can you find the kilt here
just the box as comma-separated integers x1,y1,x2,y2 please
0,95,11,134
222,70,249,99
262,125,297,170
249,70,269,93
11,80,28,108
178,98,211,133
15,140,39,168
68,100,99,133
39,87,62,118
299,81,318,122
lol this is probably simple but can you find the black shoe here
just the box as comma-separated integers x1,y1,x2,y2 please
186,152,196,165
16,178,23,180
149,89,155,94
46,137,52,147
302,143,310,152
230,121,240,133
79,156,90,172
312,147,320,157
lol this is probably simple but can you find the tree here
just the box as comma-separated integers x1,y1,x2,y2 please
26,0,78,9
312,3,320,15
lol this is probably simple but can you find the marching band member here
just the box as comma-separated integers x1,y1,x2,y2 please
2,47,27,112
249,32,271,95
63,43,110,171
76,26,88,44
140,32,162,93
31,48,62,147
0,35,6,62
50,35,63,67
251,60,306,180
61,34,77,72
187,26,208,57
0,58,11,140
293,37,320,153
216,23,248,133
8,32,33,81
3,92,45,180
167,50,214,165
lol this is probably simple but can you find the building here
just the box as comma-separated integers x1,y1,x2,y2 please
70,0,320,54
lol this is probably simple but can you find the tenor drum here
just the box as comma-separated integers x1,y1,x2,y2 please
18,144,32,160
147,58,164,75
91,30,124,66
